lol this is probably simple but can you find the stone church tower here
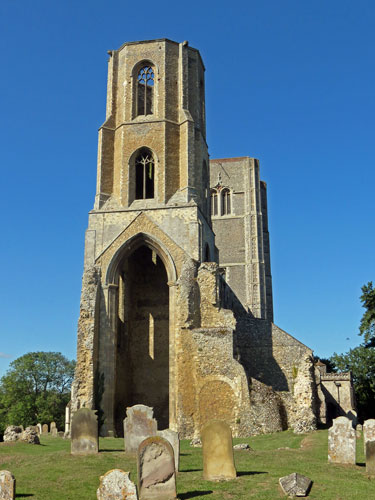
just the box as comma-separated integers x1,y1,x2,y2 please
71,39,318,437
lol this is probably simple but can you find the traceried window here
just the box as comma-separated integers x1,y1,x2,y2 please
221,188,231,215
135,149,154,199
210,189,218,216
137,66,154,116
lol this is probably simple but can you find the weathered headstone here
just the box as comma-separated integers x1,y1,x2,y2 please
42,424,49,435
279,472,312,497
37,423,42,435
51,427,58,437
107,430,114,438
138,437,176,500
123,405,157,454
328,416,356,464
71,408,98,455
363,419,375,453
97,469,138,500
201,420,236,481
0,470,16,500
366,441,375,476
58,431,64,438
157,429,180,472
50,422,56,432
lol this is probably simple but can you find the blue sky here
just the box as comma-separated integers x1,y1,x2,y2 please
0,0,374,376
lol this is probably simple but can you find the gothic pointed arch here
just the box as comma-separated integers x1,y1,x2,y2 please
132,59,158,118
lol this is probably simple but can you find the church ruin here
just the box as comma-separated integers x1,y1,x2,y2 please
71,38,321,437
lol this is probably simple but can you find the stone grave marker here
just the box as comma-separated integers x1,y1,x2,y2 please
363,419,375,453
36,423,42,435
71,408,98,455
42,424,49,435
366,441,375,476
50,422,56,432
201,420,236,481
137,436,176,500
58,431,64,438
0,470,16,500
123,405,157,454
279,472,312,497
97,469,138,500
157,429,180,472
328,416,356,464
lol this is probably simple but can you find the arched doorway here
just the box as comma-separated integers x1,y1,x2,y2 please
114,244,170,434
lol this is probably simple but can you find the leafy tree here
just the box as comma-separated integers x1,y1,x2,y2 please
330,345,375,421
0,352,75,433
359,281,375,346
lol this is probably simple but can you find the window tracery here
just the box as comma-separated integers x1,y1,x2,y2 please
137,65,154,116
135,149,155,199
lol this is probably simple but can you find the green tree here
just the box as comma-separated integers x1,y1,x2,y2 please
0,352,75,433
330,345,375,421
359,281,375,346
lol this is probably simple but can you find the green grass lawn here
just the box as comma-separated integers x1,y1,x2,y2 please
0,430,373,499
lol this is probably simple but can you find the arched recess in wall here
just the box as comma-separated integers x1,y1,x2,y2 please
221,188,231,215
131,59,159,118
128,147,158,205
105,232,177,435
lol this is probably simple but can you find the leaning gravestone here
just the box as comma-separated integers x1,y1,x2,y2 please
138,436,176,500
0,470,16,500
97,469,138,500
363,419,375,453
201,420,236,481
366,441,375,476
157,429,180,472
71,408,98,455
42,424,49,435
124,405,157,454
36,423,42,435
328,416,356,464
279,472,312,497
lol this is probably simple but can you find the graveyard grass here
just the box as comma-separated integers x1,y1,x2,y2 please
0,429,373,499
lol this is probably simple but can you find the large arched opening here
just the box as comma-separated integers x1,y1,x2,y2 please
106,235,175,435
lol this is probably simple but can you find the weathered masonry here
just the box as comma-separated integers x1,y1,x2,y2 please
71,39,321,437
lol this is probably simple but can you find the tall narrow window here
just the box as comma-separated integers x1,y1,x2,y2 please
135,149,154,199
137,66,154,116
211,189,218,215
221,188,231,215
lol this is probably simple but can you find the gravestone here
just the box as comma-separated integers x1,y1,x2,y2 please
51,427,58,437
97,469,138,500
42,424,49,435
0,470,16,500
201,420,236,481
58,431,64,438
50,422,56,432
138,437,176,500
366,441,375,476
279,472,312,497
71,408,98,455
328,416,356,464
37,423,42,435
123,405,157,454
157,429,180,472
363,419,375,453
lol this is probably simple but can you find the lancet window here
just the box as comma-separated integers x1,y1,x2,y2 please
210,189,218,216
135,149,155,199
221,188,231,215
137,65,154,116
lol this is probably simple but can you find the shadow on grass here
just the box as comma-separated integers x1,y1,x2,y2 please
356,462,365,467
237,471,268,477
179,469,202,472
178,491,213,499
16,494,34,498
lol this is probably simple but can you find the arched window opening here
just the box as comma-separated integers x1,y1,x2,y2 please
210,189,218,216
221,188,231,215
137,65,154,116
135,149,154,199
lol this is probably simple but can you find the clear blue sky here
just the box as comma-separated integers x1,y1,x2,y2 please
1,0,374,376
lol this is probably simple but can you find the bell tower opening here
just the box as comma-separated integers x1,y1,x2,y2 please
115,244,169,434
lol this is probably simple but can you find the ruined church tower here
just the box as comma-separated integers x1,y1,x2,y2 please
71,39,318,438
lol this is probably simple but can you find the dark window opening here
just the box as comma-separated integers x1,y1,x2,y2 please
221,188,231,215
137,66,154,116
204,244,210,262
211,189,218,215
135,150,155,199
